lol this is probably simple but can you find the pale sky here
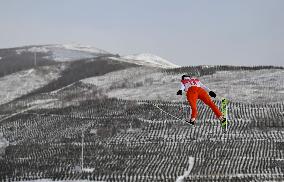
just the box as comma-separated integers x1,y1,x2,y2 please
0,0,283,66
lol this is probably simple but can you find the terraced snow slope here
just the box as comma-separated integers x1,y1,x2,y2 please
0,133,8,156
2,97,284,181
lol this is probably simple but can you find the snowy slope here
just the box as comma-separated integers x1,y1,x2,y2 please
0,65,65,105
81,68,284,104
15,44,110,62
110,53,180,69
81,67,161,90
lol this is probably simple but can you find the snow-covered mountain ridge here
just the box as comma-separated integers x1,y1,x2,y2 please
14,44,110,62
3,44,179,69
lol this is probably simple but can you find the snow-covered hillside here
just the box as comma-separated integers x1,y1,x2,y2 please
81,68,284,104
2,44,283,105
15,44,110,62
0,65,65,105
81,67,161,90
110,53,180,69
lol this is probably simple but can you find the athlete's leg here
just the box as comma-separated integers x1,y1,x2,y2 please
198,88,222,118
186,87,199,119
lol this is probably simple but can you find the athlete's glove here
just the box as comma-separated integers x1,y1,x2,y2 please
177,90,182,95
209,91,216,98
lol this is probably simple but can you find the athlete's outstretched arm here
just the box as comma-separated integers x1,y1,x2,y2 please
199,81,217,98
177,82,185,95
199,81,210,92
180,82,185,91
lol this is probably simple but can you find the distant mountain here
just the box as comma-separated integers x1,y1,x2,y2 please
0,44,182,106
0,44,179,78
15,44,111,62
0,45,57,77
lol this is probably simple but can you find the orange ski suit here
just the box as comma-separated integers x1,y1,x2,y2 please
186,86,222,119
180,78,222,120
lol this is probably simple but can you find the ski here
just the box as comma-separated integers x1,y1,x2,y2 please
221,98,228,131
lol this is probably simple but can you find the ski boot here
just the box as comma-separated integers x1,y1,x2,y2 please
185,118,196,126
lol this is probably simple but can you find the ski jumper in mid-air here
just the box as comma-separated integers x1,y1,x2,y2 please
177,75,226,127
